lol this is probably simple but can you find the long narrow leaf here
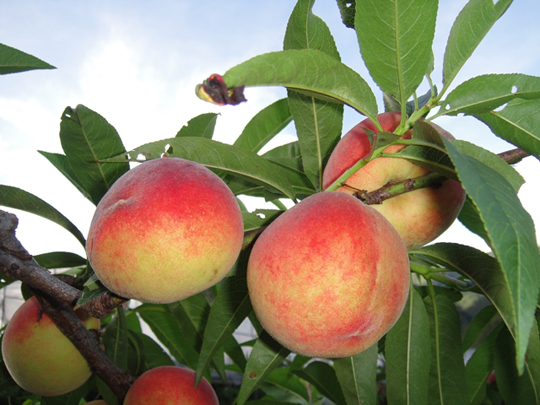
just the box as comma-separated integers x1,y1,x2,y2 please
442,73,540,115
236,331,291,405
0,43,55,74
196,251,253,384
222,49,378,121
466,322,504,405
425,294,469,405
175,113,218,139
495,320,540,404
293,361,346,405
105,137,296,201
136,304,200,373
102,307,128,371
0,185,86,247
38,151,93,201
355,0,438,106
233,98,292,153
443,138,540,373
473,98,540,158
442,0,513,89
59,105,129,205
284,0,343,191
334,344,378,405
386,287,430,405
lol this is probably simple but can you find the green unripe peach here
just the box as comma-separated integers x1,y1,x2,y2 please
87,157,244,304
1,296,100,396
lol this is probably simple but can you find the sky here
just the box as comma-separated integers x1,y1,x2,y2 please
1,0,540,260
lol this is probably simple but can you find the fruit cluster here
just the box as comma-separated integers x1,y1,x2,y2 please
2,113,465,401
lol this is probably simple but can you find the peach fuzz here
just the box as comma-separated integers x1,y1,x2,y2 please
123,366,219,404
323,112,466,250
87,157,244,304
247,191,410,358
1,296,99,396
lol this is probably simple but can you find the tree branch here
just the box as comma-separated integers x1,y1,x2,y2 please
347,147,529,205
0,210,127,318
0,209,134,401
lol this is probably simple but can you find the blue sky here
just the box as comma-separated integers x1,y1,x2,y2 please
1,0,540,258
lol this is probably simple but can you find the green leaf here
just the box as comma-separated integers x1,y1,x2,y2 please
386,287,430,405
102,306,129,371
283,0,343,191
33,251,86,269
0,185,86,247
495,320,540,404
425,294,469,405
465,321,503,405
457,197,490,246
442,0,513,89
0,43,55,74
452,140,524,192
59,105,129,205
95,374,119,405
136,304,201,373
105,137,297,201
442,73,540,115
242,209,284,232
334,344,378,405
169,293,232,381
262,368,310,403
443,138,540,373
462,304,500,353
413,243,530,372
355,0,438,106
222,49,378,121
473,98,540,158
237,331,291,405
38,151,93,201
336,0,356,29
233,98,292,153
293,361,346,405
135,332,175,370
175,112,218,139
196,251,253,384
126,329,145,376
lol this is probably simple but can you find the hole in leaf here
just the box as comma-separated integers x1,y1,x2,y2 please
136,154,147,161
256,213,266,219
494,103,508,112
511,85,518,94
445,103,451,110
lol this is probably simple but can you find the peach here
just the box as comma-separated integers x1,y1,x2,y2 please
323,112,466,250
1,296,100,396
247,191,410,358
123,366,219,404
86,157,244,304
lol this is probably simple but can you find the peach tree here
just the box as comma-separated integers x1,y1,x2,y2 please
1,0,539,404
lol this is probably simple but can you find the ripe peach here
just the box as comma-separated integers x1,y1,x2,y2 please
1,296,99,396
247,191,410,358
123,366,219,404
87,157,244,304
323,112,466,250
